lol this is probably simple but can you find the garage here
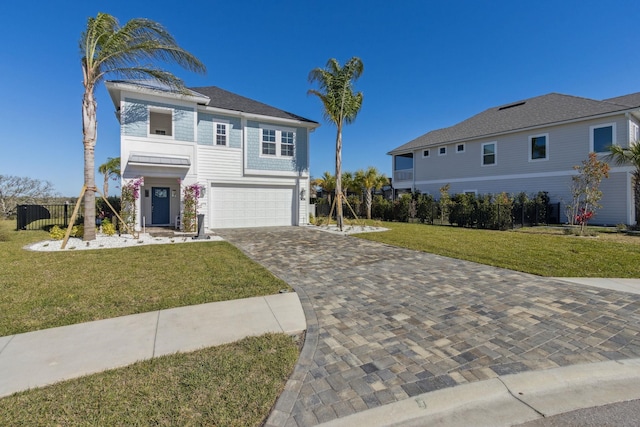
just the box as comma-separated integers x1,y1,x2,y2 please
209,184,296,228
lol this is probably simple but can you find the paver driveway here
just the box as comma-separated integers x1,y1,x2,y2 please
217,226,640,427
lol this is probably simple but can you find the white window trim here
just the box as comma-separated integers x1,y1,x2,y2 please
481,141,497,166
422,149,430,158
456,143,465,153
631,122,639,143
214,121,229,146
148,106,174,139
438,146,447,156
259,124,296,158
590,122,617,153
528,133,549,162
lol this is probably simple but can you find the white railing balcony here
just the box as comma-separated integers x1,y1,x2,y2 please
394,169,413,182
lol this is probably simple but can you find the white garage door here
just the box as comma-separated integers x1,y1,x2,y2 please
209,184,295,228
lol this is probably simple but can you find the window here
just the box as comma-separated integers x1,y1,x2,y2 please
262,129,276,155
215,123,227,146
422,149,430,158
438,146,447,156
529,134,548,161
482,142,496,166
394,153,413,170
590,123,615,153
456,143,465,153
149,109,172,136
632,123,639,143
261,127,295,157
281,131,294,157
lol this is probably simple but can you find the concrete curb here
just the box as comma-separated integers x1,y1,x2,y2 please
315,358,640,427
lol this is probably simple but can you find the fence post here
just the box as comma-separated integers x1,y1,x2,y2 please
64,202,69,228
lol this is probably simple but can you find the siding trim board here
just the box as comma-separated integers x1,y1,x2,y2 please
414,165,634,187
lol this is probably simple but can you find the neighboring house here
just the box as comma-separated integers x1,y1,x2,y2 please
389,92,640,225
106,80,319,229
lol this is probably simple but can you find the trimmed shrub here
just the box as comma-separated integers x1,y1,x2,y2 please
49,225,65,240
101,218,116,236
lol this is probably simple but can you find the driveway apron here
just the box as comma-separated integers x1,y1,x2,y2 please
217,227,640,427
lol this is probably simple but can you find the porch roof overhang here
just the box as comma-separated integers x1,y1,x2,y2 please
128,154,191,168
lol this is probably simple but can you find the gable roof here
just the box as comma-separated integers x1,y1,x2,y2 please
389,92,640,155
189,86,318,124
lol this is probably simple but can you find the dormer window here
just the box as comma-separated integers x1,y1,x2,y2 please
149,109,173,137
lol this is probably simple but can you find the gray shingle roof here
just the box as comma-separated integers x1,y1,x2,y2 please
189,86,318,124
604,93,640,108
389,92,640,154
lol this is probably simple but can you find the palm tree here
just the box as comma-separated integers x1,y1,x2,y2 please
98,157,121,198
341,171,356,197
356,167,388,219
80,13,206,240
311,171,336,206
607,142,640,222
308,57,364,230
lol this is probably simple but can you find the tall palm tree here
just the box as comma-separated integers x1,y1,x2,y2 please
80,13,206,240
308,57,364,230
607,142,640,222
356,167,388,219
311,171,336,206
98,157,121,198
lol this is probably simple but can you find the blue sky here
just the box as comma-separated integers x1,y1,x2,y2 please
1,0,639,196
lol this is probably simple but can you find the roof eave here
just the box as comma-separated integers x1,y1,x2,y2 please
105,80,210,105
198,104,320,128
388,106,640,155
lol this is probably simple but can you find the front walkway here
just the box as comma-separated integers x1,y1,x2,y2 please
216,226,640,427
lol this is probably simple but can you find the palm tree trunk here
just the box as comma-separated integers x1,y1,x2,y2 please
82,88,97,241
366,188,372,220
335,126,343,231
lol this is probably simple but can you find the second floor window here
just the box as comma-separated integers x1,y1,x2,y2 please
149,109,173,137
281,131,294,157
529,134,548,161
216,123,227,146
591,123,615,153
261,127,295,157
262,129,276,155
482,142,496,166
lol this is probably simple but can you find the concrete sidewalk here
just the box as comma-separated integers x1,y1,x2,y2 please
0,292,306,398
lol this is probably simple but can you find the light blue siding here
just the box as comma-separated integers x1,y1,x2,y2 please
246,121,308,172
122,98,195,142
197,113,241,148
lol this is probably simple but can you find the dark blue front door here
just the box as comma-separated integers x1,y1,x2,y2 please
152,187,170,224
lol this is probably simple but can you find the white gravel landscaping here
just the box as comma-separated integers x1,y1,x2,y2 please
26,232,223,252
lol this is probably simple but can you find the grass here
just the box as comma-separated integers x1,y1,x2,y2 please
0,221,299,424
0,333,299,427
353,221,640,277
0,220,289,336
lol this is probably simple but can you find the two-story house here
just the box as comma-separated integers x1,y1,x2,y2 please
106,80,319,230
389,92,640,225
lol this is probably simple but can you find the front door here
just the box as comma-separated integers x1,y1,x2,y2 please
152,187,170,224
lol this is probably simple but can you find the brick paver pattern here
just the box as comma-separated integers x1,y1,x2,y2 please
217,227,640,427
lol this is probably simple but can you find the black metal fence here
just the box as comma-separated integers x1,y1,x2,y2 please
16,204,82,231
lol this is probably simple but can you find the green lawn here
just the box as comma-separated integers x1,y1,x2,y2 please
0,333,298,427
0,220,297,425
0,220,289,336
353,222,640,277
